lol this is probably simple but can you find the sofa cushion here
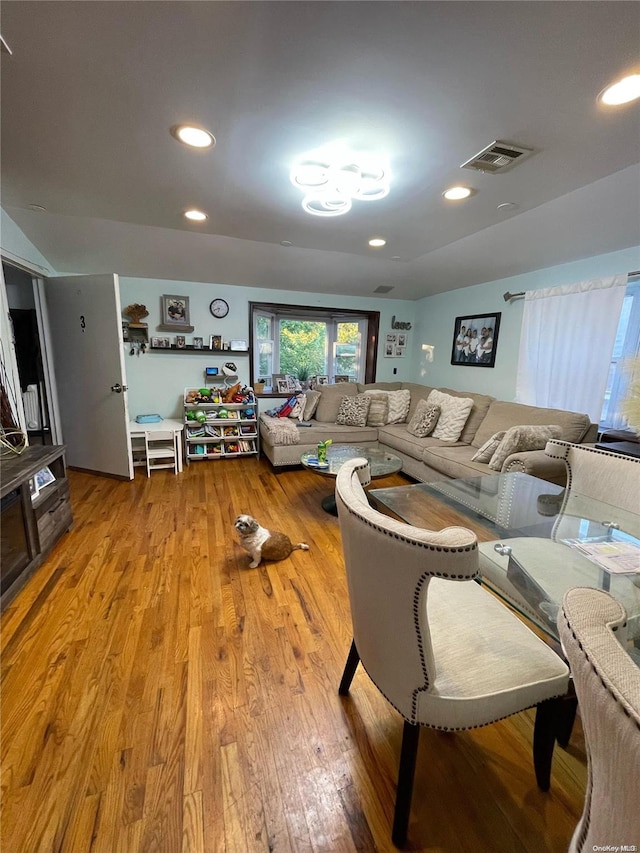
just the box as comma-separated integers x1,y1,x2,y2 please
423,444,500,479
357,381,403,392
488,424,563,471
471,430,506,463
363,388,411,424
437,388,496,444
314,382,358,422
472,400,591,448
402,383,437,419
428,390,474,442
364,392,390,426
336,394,372,427
378,423,463,458
406,401,441,437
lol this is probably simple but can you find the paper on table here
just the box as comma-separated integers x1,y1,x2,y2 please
564,539,640,574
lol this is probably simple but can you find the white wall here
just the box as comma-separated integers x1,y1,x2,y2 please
413,245,640,401
119,276,418,418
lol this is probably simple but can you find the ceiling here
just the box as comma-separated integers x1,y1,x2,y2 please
1,1,639,300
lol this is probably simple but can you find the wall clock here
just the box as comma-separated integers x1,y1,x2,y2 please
209,298,229,318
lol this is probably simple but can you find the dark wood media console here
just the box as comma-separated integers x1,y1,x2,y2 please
1,444,73,609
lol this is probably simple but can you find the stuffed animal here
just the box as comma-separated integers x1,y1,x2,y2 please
222,382,242,403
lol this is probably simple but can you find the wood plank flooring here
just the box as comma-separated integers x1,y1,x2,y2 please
1,458,586,852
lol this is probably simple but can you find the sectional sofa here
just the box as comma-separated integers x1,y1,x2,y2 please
258,381,597,486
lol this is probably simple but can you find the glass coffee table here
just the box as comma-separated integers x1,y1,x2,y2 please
301,444,402,515
371,472,640,659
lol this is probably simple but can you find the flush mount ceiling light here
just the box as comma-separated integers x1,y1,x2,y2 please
171,124,216,149
184,209,208,221
290,144,390,217
443,186,474,201
599,73,640,106
368,237,386,248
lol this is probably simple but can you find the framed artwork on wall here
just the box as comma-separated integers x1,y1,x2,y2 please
159,294,194,331
451,312,501,367
384,333,407,357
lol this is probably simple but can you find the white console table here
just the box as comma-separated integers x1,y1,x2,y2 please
128,419,184,473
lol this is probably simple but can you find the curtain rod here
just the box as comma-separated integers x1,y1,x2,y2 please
503,270,640,302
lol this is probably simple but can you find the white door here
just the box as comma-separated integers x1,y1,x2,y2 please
46,274,133,478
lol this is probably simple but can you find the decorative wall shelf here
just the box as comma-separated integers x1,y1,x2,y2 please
149,346,249,354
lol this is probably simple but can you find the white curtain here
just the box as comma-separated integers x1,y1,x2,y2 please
516,274,627,421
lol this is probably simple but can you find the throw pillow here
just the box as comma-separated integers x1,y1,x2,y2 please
265,395,300,418
302,390,321,421
428,389,474,442
335,394,372,427
315,382,358,422
488,424,563,471
406,400,441,437
471,430,506,463
287,393,307,421
365,392,390,427
386,389,411,423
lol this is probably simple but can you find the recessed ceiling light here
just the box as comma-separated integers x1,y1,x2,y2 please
443,186,474,201
28,204,47,212
171,124,216,149
280,240,293,247
184,209,208,221
497,202,518,211
599,74,640,106
368,238,386,248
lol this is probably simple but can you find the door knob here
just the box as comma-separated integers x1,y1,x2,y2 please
110,382,128,393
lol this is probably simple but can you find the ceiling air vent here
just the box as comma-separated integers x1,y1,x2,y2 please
461,140,534,174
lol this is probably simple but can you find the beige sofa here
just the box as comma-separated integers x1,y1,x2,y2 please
259,381,597,485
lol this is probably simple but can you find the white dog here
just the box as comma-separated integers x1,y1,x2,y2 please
234,514,309,568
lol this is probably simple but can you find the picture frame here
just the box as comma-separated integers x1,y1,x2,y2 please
193,336,203,349
230,339,247,351
29,476,39,501
276,379,290,394
451,312,501,367
176,335,186,349
333,375,350,383
316,375,329,385
210,335,222,351
159,294,193,331
35,466,55,490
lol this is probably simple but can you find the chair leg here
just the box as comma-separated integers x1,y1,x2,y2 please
533,697,562,791
338,640,360,695
556,687,578,749
392,721,420,848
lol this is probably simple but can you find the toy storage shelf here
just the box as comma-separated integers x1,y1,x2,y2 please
183,389,259,462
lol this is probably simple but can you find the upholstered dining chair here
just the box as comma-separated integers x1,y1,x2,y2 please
335,458,570,848
558,587,640,853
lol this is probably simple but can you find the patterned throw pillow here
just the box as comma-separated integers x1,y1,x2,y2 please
428,389,474,442
365,392,390,427
335,394,372,427
406,400,441,437
471,430,506,463
488,424,563,471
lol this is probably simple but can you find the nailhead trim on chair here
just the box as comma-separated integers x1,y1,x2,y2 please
559,606,640,732
339,501,478,559
545,440,640,503
558,601,640,853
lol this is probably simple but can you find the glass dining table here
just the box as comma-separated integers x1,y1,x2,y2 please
370,472,640,663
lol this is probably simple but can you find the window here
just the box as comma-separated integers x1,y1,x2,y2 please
599,276,640,429
249,302,379,392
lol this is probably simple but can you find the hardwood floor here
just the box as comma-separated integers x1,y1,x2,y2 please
1,458,586,852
